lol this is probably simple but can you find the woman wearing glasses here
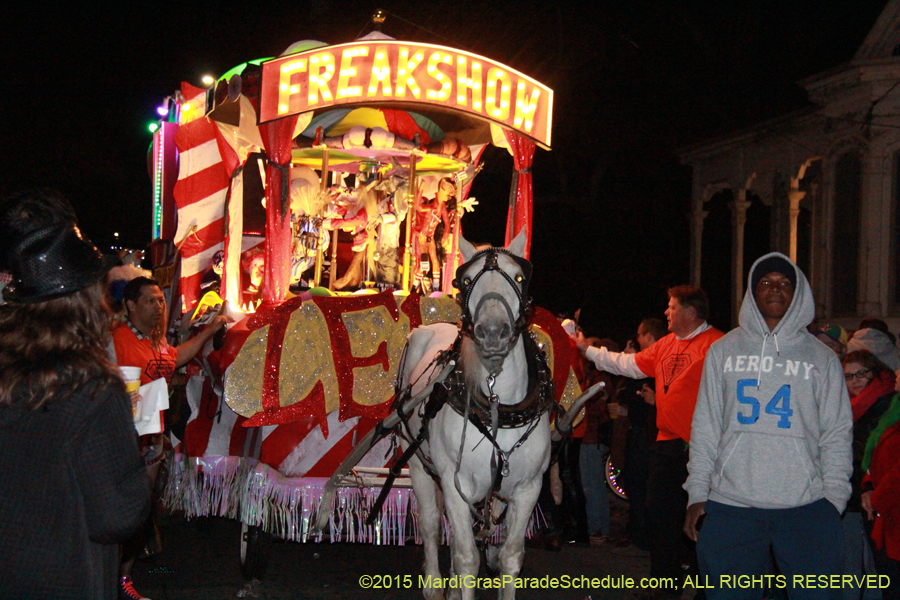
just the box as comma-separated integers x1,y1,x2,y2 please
844,352,894,407
841,349,895,599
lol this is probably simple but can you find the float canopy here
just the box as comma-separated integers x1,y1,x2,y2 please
258,39,553,150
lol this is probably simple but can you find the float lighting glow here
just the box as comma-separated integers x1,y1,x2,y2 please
201,75,215,86
157,105,169,116
259,40,553,147
152,128,164,239
606,457,627,499
148,123,159,133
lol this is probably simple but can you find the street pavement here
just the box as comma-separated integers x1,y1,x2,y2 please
131,496,661,600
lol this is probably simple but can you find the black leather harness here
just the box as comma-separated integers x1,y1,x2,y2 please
438,331,555,430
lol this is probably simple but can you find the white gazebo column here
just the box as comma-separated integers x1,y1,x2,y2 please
689,172,706,288
690,206,708,289
788,157,819,265
859,150,888,316
788,188,805,263
731,189,753,327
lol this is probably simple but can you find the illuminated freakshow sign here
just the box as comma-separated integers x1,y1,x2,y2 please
259,40,553,148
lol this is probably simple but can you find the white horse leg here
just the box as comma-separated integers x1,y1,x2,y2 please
410,460,444,600
497,479,542,600
442,486,481,600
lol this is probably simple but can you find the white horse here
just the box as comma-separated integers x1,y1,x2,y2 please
313,230,601,600
398,230,558,600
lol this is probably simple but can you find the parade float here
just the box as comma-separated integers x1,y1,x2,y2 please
146,19,594,578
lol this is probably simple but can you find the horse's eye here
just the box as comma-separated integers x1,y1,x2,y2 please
463,277,471,286
515,275,524,283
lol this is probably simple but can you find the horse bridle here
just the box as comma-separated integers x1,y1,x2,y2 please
452,247,534,354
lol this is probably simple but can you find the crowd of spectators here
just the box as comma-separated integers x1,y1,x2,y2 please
551,254,900,600
2,189,900,600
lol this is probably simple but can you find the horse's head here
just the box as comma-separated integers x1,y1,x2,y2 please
453,229,533,368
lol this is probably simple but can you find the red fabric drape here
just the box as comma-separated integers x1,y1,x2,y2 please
258,116,300,306
502,131,535,259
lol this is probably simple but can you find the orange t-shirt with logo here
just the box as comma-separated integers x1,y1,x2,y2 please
634,327,723,443
112,323,178,386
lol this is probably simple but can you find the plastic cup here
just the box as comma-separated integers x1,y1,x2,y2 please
119,366,142,418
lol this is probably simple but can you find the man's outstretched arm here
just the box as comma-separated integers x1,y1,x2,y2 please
575,331,651,379
175,314,231,368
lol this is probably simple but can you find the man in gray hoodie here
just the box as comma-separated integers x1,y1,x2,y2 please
684,252,852,599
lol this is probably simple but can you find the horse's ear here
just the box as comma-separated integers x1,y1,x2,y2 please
507,227,528,258
459,236,478,262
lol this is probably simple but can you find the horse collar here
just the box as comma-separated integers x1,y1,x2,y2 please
441,333,555,429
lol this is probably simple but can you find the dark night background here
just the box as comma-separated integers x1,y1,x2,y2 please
1,1,888,343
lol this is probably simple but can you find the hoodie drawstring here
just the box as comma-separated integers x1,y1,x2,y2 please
758,334,768,389
757,332,782,389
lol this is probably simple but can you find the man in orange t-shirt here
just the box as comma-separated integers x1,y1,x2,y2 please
113,320,178,387
111,276,229,600
577,286,723,598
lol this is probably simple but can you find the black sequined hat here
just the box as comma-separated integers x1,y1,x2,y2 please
3,222,116,303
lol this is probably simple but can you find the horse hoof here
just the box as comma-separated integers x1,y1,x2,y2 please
484,544,500,576
423,588,445,600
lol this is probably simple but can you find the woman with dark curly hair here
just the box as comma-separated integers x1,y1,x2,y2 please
0,189,150,600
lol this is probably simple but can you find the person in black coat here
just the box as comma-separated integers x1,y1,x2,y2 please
0,189,151,600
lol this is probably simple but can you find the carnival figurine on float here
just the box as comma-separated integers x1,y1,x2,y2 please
320,181,378,290
286,166,331,288
371,166,410,287
240,249,265,308
411,176,453,293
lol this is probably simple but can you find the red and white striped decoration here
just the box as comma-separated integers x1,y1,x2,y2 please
175,369,390,479
172,83,231,313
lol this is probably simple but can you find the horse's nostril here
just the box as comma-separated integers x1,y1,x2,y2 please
474,324,485,339
500,324,511,338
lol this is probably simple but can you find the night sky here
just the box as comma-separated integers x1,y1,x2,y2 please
1,1,888,343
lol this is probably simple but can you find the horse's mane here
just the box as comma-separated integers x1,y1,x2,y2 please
458,335,486,397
